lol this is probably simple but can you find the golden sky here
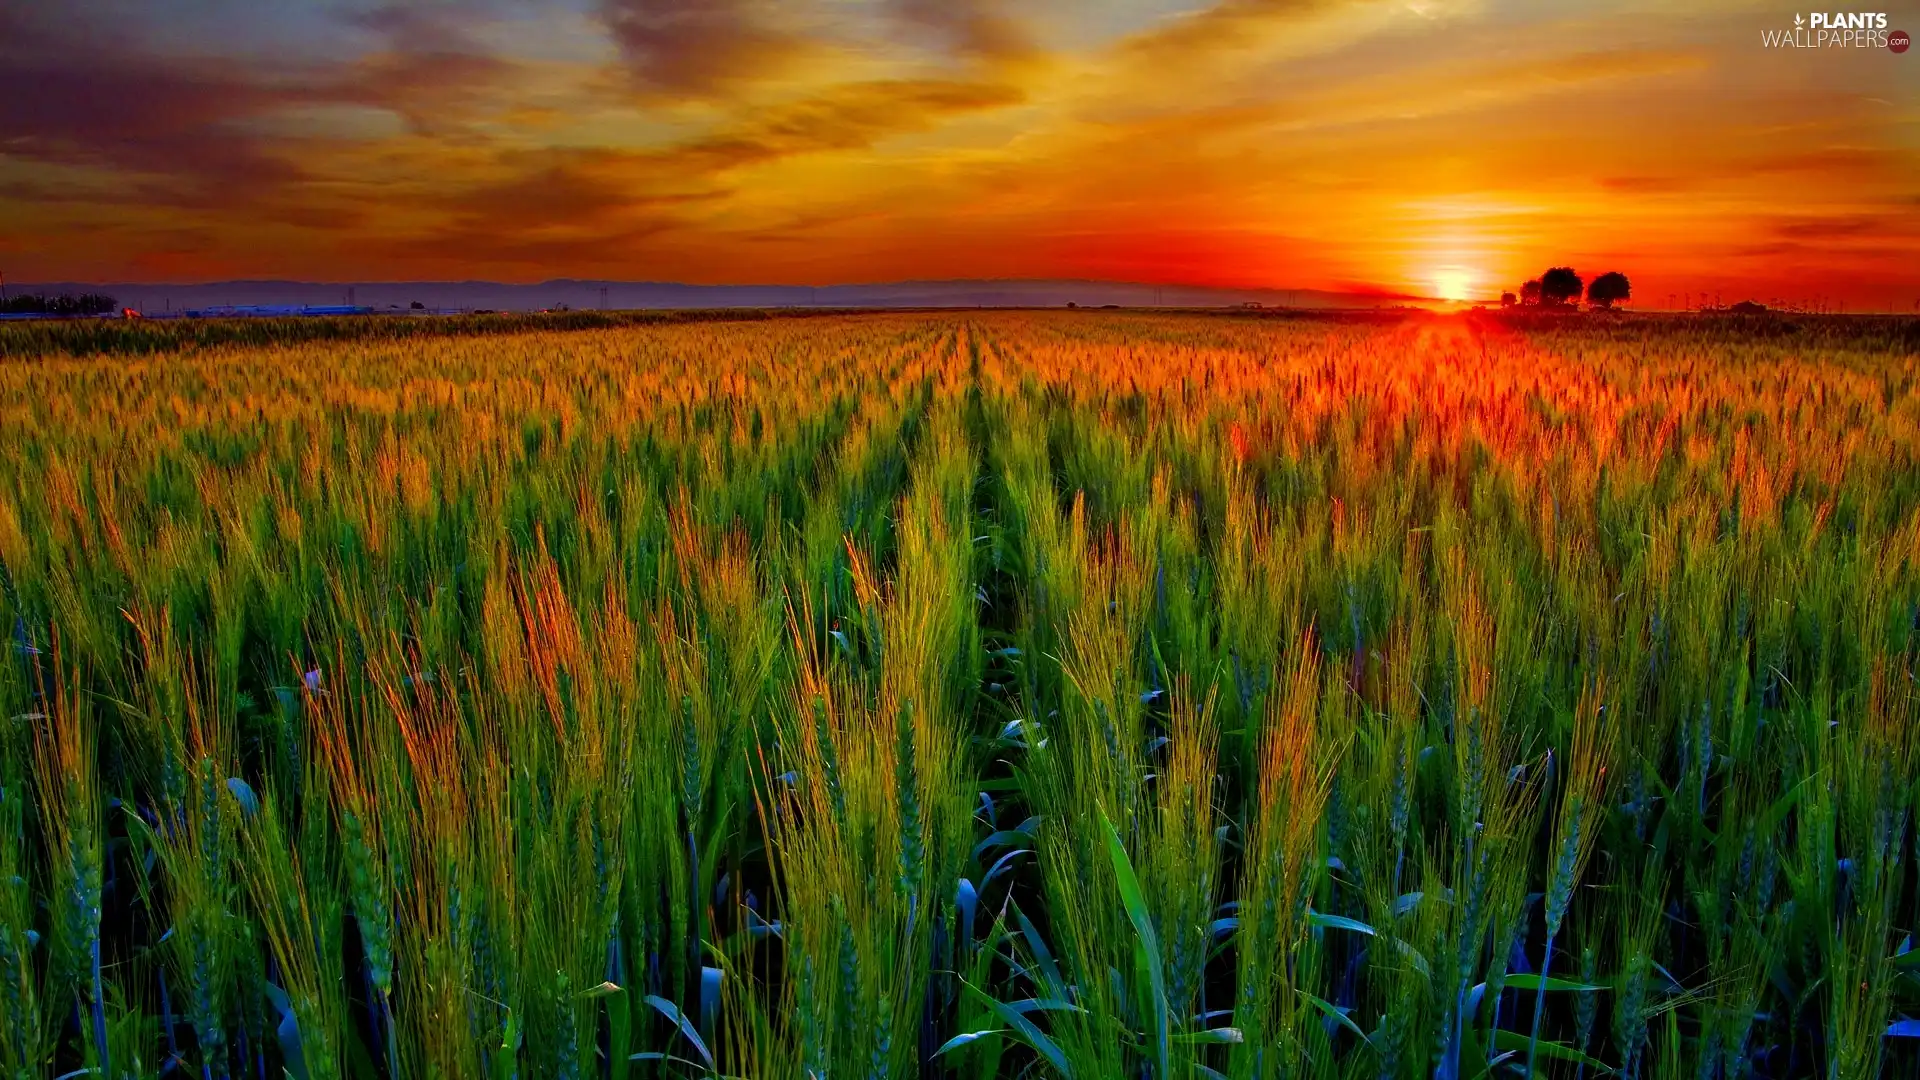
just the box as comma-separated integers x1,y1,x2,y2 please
1,0,1915,305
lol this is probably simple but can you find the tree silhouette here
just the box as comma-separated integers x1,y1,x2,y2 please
1520,280,1542,307
1587,272,1631,309
1,292,116,315
1540,267,1583,307
1500,291,1517,308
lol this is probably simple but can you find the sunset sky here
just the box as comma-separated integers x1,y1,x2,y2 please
1,0,1915,305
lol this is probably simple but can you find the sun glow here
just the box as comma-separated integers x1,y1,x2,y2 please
1433,268,1475,302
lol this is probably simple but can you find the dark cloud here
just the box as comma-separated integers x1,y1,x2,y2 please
445,149,728,230
893,0,1037,64
0,0,1028,280
1727,239,1917,265
377,220,685,272
599,0,812,96
668,79,1026,174
339,2,521,128
0,4,309,199
1770,213,1910,241
456,154,647,229
255,202,378,231
342,44,516,130
0,0,524,210
738,203,895,245
1727,242,1797,258
366,146,727,271
0,177,130,206
366,73,1025,276
371,166,710,272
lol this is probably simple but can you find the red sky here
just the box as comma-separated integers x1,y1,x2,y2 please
1,0,1916,306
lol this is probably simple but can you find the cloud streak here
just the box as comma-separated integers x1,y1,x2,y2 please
893,0,1040,64
600,0,815,96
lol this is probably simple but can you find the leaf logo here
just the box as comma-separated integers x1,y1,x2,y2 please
1794,12,1804,25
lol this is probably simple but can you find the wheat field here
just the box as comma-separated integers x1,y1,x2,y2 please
2,311,1918,1079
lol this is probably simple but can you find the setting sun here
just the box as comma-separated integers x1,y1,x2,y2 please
1433,269,1476,303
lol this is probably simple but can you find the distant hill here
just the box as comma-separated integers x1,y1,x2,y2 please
11,278,1429,314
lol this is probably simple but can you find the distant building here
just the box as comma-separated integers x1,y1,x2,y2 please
1729,300,1768,314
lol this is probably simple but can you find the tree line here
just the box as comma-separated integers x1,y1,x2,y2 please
1500,268,1630,310
1,292,118,316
